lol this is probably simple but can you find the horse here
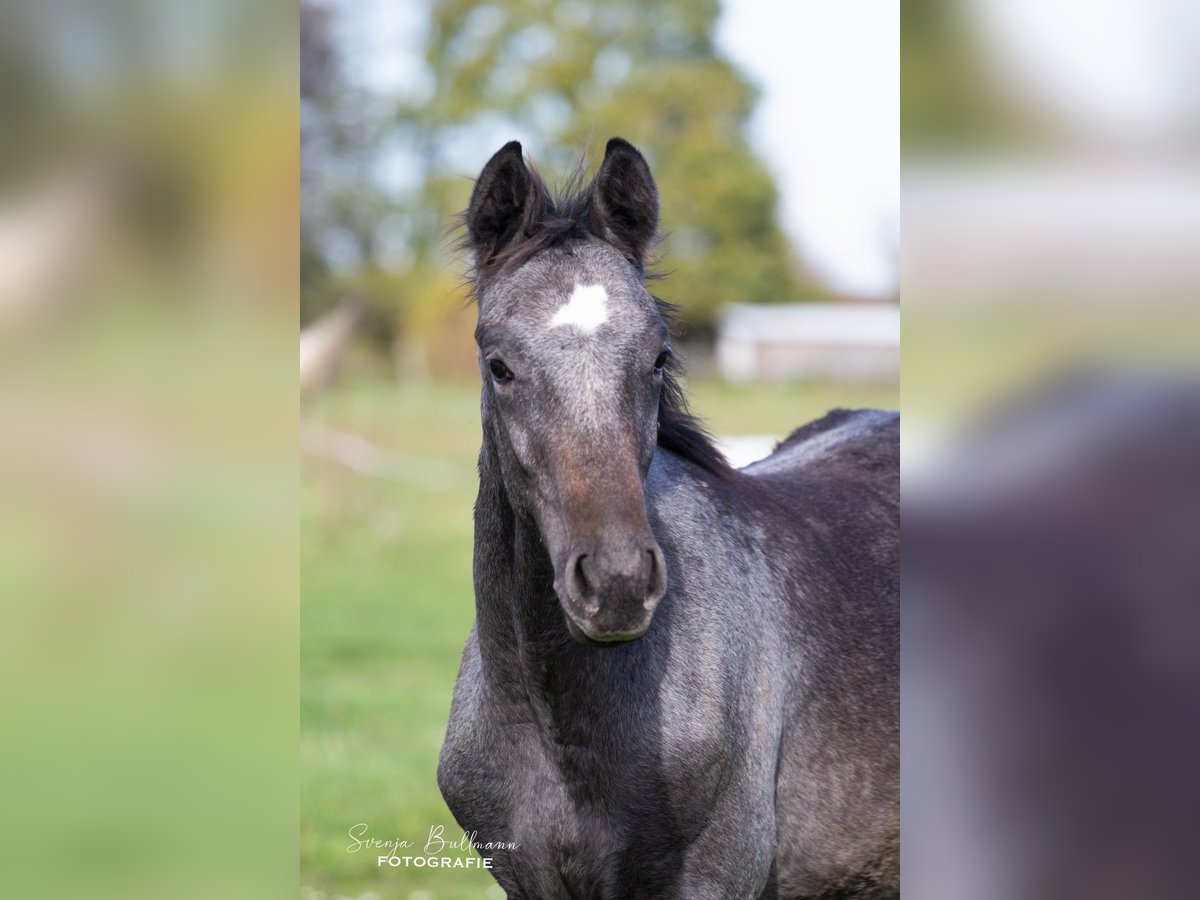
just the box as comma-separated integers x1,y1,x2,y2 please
437,138,899,899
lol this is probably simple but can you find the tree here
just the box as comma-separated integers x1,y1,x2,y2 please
301,0,413,352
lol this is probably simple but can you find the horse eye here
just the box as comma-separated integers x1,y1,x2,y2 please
653,352,669,374
488,359,513,383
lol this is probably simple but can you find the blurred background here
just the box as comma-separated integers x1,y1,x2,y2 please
299,1,897,897
5,0,1194,898
902,2,1200,899
0,2,296,900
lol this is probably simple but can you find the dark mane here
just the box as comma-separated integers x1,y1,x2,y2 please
654,297,735,479
456,161,734,480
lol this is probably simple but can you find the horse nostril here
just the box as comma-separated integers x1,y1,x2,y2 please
644,545,667,609
565,544,665,617
566,552,598,611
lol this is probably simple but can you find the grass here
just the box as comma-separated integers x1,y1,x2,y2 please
300,373,898,899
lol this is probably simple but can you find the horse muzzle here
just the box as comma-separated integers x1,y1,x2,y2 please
556,536,667,644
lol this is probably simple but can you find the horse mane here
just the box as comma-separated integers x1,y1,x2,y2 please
653,297,735,479
455,161,735,480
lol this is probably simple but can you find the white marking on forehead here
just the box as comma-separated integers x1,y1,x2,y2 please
550,283,608,333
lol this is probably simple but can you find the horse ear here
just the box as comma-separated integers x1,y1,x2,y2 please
591,137,659,268
466,141,536,267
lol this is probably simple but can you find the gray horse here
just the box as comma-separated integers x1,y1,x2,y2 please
438,138,899,899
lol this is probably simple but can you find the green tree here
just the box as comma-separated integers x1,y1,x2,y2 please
301,0,407,344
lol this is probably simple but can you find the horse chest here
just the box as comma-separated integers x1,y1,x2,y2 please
449,684,745,880
506,739,721,897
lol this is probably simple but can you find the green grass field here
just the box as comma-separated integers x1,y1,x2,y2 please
300,374,898,900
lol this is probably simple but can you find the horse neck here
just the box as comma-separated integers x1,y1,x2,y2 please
472,427,593,727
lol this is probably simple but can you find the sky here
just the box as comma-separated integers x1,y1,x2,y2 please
332,0,900,298
714,1,899,298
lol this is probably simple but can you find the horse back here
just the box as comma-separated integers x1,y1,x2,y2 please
742,408,899,507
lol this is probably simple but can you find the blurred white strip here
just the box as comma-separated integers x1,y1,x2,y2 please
905,162,1200,306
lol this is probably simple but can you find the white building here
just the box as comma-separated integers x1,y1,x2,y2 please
716,302,900,383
